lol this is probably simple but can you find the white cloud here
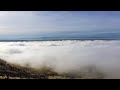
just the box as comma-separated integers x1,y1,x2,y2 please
0,40,120,78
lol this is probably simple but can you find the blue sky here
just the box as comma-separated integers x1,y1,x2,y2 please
0,11,120,39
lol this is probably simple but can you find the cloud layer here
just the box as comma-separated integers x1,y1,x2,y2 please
0,40,120,78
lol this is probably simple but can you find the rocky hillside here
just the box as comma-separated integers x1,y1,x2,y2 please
0,59,105,79
0,59,58,79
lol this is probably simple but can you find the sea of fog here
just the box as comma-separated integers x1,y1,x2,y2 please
0,40,120,78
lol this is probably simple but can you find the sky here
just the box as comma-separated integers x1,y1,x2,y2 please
0,11,120,39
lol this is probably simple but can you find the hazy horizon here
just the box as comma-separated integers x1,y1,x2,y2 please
0,11,120,40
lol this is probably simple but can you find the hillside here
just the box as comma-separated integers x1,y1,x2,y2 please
0,59,59,79
0,59,105,79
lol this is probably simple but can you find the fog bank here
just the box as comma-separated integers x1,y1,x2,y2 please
0,40,120,78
